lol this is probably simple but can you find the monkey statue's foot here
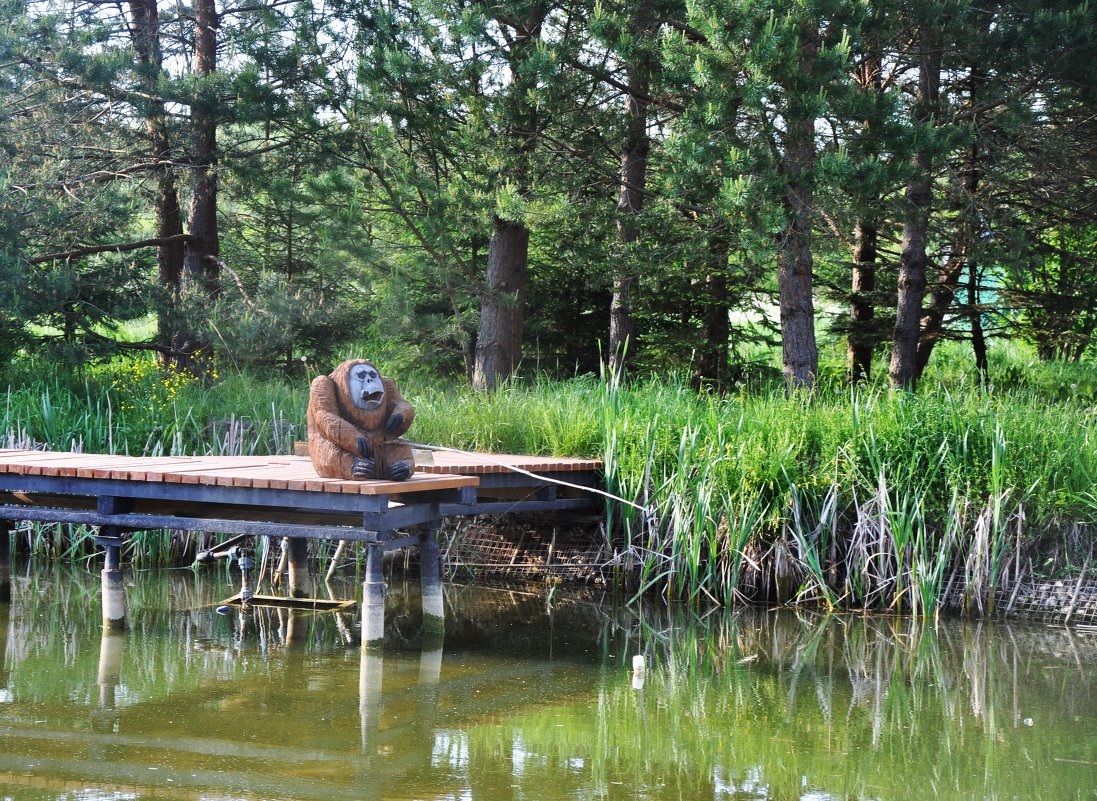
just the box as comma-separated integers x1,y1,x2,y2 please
352,456,376,479
387,460,412,481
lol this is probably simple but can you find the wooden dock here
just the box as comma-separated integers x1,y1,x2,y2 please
0,449,602,535
0,447,603,642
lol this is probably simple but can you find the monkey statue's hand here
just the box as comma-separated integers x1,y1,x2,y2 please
352,436,375,479
387,460,412,481
385,412,405,436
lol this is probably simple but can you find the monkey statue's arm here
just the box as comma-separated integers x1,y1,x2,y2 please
382,377,415,437
308,375,370,453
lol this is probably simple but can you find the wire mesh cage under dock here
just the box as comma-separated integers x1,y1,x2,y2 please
947,577,1097,626
441,517,609,582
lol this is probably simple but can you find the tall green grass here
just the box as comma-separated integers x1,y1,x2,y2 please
3,345,1096,613
1,358,306,456
593,377,1094,614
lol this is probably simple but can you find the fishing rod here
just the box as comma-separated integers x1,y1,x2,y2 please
403,441,653,514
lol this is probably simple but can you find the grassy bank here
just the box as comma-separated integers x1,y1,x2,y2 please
2,345,1095,615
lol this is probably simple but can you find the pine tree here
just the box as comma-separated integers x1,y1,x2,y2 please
676,0,858,391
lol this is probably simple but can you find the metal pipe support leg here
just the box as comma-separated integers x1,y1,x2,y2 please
101,544,126,632
419,523,444,639
362,543,386,649
287,537,309,599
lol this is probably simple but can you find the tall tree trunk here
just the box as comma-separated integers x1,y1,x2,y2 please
915,173,980,379
283,157,297,371
848,220,877,383
915,58,987,379
176,0,219,365
472,5,546,391
847,50,881,384
693,236,729,392
127,0,184,355
969,262,988,383
778,21,820,390
187,0,219,296
473,218,529,390
912,255,964,378
889,29,940,389
608,1,653,379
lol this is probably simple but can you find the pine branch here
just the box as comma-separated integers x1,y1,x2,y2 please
29,234,194,265
666,20,709,46
78,329,195,359
12,159,188,192
565,57,686,114
221,0,299,15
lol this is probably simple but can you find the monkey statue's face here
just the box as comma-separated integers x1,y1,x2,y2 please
349,363,385,411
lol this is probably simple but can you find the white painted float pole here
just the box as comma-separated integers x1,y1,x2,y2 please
632,654,645,690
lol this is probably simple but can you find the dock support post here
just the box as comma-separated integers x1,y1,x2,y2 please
419,521,444,638
101,543,126,631
286,537,309,598
362,542,386,649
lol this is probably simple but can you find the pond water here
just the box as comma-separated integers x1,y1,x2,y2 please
0,563,1095,801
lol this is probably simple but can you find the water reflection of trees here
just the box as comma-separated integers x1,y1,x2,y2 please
465,605,1097,801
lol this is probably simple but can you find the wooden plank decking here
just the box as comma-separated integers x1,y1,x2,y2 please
0,450,479,495
0,449,601,488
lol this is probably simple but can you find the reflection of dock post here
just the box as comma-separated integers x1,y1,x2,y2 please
420,635,443,683
90,627,124,739
362,542,386,648
0,522,10,604
0,575,8,692
286,537,310,598
285,608,306,648
420,521,444,636
359,644,383,754
101,543,126,631
97,629,124,710
414,634,443,767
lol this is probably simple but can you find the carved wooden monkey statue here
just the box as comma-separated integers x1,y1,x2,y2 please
307,359,416,481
